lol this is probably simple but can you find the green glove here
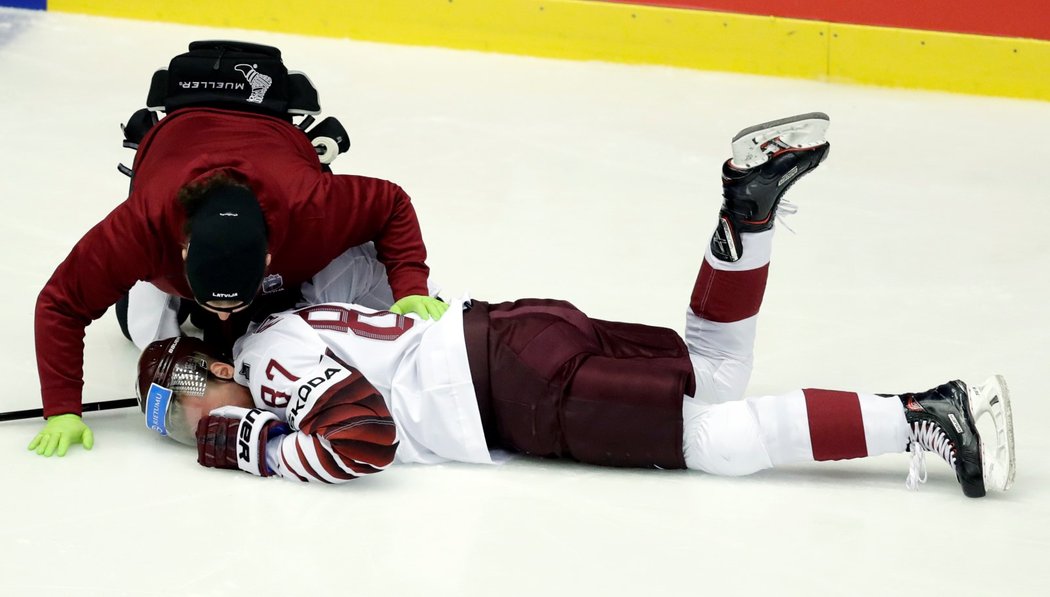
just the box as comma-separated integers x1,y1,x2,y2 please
389,295,449,321
27,413,94,457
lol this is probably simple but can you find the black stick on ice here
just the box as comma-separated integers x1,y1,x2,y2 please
0,398,138,422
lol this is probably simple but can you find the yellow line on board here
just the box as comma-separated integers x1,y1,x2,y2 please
829,22,1050,101
48,0,1050,101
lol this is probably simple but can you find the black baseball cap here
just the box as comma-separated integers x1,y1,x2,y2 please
184,184,268,309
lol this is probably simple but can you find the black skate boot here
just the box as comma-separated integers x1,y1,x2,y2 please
897,376,1015,498
711,112,831,262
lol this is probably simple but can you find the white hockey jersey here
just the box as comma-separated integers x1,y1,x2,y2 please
232,298,492,482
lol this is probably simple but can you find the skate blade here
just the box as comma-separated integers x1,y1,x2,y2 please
730,112,830,169
969,375,1016,492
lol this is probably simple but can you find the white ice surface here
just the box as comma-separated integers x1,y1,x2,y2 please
1,8,1048,597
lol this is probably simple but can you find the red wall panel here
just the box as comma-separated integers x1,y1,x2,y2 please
602,1,1050,41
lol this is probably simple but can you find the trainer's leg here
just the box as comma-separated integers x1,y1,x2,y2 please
300,243,394,309
682,389,909,476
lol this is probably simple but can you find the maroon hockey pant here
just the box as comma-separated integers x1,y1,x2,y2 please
463,299,695,469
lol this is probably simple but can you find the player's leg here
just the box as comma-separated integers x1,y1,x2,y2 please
681,376,1015,497
300,243,394,309
687,113,831,404
117,281,185,350
466,298,693,469
300,242,443,310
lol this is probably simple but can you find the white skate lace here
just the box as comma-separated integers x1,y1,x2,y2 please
775,199,799,234
905,421,957,490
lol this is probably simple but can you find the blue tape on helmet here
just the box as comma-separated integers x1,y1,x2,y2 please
145,383,173,436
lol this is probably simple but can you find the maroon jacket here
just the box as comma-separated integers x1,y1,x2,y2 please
35,108,430,417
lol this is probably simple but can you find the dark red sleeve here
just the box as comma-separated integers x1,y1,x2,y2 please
35,202,156,417
278,369,398,482
323,175,430,300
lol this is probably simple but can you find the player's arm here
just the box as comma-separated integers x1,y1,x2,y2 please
196,352,398,483
271,353,399,482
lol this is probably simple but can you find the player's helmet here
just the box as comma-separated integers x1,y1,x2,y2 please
136,336,221,446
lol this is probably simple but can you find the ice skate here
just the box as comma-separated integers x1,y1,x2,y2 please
729,112,831,170
899,376,1015,498
711,112,831,262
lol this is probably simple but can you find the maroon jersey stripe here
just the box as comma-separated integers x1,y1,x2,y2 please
299,379,391,433
314,393,392,422
312,438,361,481
690,261,769,323
334,453,386,476
299,375,362,423
294,436,333,484
330,438,399,468
278,445,309,482
355,392,392,414
326,418,398,446
804,389,868,461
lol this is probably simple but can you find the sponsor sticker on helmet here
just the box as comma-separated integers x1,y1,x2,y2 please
145,383,174,436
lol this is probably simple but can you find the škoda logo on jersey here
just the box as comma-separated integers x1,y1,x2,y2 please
176,63,272,104
287,365,351,428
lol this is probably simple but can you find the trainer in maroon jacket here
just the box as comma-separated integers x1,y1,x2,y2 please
35,107,431,418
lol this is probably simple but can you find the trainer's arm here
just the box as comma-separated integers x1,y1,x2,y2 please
35,204,154,419
325,175,431,301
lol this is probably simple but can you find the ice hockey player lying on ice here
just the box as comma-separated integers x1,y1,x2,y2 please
135,113,1015,498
